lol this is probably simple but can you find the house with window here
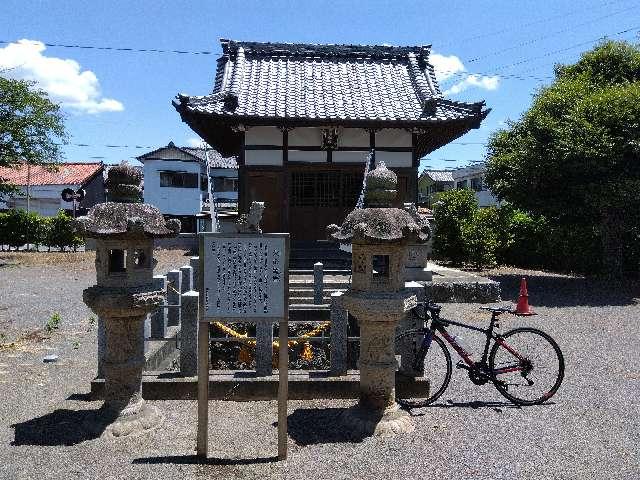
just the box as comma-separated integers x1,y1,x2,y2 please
137,142,237,232
417,170,454,206
173,39,490,242
0,162,105,216
452,164,499,207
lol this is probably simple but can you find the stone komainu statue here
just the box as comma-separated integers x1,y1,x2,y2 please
235,201,265,233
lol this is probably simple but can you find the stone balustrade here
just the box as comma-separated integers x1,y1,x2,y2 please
117,259,423,379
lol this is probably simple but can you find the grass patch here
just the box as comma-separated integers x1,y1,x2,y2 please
0,251,95,267
45,312,62,333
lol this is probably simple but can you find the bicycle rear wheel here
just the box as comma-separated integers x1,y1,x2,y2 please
394,330,452,407
489,327,564,406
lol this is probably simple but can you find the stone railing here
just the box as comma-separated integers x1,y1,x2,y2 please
97,259,426,379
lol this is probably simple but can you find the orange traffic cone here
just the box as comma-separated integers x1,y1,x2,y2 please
513,277,536,316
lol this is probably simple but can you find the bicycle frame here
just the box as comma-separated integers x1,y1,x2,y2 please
414,305,526,377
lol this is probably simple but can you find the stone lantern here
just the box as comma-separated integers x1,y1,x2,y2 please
327,161,431,436
77,164,180,437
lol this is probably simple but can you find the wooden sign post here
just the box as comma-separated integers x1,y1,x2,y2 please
197,232,289,460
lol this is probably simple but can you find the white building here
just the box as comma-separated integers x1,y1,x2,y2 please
0,162,105,216
452,164,500,207
137,142,238,232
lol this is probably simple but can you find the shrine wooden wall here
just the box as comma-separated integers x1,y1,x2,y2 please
239,126,418,241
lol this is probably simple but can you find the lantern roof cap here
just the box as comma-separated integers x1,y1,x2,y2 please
327,205,431,244
77,203,181,239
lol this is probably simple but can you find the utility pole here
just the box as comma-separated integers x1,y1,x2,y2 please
26,162,31,251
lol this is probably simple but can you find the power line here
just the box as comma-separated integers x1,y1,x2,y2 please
7,26,628,85
441,25,640,84
489,25,640,72
0,39,219,56
465,5,639,64
438,0,631,48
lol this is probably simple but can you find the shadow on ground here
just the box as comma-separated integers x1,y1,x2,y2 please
287,407,370,445
487,273,640,307
11,407,117,446
133,455,278,466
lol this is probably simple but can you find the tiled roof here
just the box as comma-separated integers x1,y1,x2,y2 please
137,142,238,169
174,39,489,125
181,147,238,169
0,162,103,186
422,170,454,182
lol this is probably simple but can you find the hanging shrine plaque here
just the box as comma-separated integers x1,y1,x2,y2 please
199,233,289,321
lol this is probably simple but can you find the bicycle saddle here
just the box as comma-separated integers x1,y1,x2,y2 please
425,303,442,314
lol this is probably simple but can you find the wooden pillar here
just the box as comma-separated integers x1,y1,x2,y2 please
412,132,420,202
369,129,376,166
238,130,247,213
282,127,289,232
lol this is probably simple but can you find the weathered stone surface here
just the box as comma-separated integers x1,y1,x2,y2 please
150,275,168,339
329,291,348,376
80,164,178,438
77,203,181,239
166,270,181,327
83,286,165,318
313,262,323,305
327,163,431,245
340,403,414,437
180,265,193,293
179,291,199,377
327,208,429,244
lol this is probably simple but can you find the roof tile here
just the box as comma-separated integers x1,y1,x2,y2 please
0,162,103,186
175,40,488,125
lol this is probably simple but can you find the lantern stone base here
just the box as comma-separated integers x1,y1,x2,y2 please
341,402,414,437
339,290,417,437
105,402,163,438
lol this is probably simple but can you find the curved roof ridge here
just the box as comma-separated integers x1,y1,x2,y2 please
220,39,432,59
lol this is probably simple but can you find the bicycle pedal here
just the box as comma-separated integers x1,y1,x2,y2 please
455,361,468,370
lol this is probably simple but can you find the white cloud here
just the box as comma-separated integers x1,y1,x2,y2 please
0,39,124,114
444,74,500,95
186,137,207,147
430,52,500,96
430,53,465,81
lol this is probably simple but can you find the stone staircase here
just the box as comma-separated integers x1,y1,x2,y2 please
289,240,352,270
288,270,350,306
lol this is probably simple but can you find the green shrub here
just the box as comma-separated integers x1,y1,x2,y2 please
47,210,82,251
461,207,500,269
0,209,81,251
494,204,550,268
25,210,49,249
0,212,8,250
3,209,29,249
432,189,478,265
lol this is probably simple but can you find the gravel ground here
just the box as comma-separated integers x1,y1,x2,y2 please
1,258,639,480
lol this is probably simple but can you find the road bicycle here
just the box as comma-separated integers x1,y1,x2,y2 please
395,302,565,407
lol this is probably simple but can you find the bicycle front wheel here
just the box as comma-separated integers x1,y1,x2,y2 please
394,330,452,407
489,327,564,406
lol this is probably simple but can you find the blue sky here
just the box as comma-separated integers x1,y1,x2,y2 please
2,0,639,171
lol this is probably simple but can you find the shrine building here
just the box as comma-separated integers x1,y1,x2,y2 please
174,40,489,241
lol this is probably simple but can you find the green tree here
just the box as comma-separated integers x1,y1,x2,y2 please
47,210,82,251
0,212,8,250
3,209,28,249
0,76,67,197
485,41,640,275
432,189,478,265
461,207,500,270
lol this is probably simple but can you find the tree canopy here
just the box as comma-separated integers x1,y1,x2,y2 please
0,76,67,196
485,41,640,275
